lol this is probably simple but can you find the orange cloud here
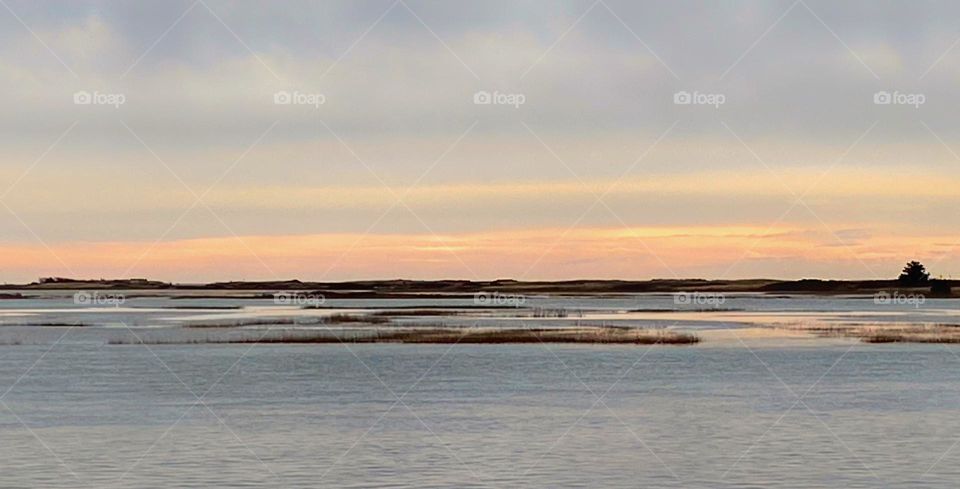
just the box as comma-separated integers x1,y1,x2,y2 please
2,224,956,283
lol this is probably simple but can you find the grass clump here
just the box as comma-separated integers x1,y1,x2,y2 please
786,322,960,344
111,326,699,345
324,313,389,324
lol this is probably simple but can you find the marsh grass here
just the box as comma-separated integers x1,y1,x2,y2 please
183,318,311,328
784,322,960,343
325,313,389,324
140,305,243,310
365,327,697,344
531,308,580,318
858,324,960,343
2,321,89,327
373,308,583,319
861,333,960,343
184,313,389,328
371,309,467,317
109,326,699,345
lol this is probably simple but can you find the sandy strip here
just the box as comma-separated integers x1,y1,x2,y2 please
695,327,856,347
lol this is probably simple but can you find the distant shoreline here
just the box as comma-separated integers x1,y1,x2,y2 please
1,277,955,297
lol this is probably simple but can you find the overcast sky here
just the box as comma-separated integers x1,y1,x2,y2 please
0,0,957,282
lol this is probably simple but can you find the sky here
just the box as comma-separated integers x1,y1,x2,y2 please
0,0,958,283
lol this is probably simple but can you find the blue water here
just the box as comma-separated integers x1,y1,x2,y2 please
0,293,959,487
2,343,960,487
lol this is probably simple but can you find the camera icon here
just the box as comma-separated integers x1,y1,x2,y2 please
73,291,91,305
874,291,891,305
73,91,92,105
673,292,691,305
273,292,292,305
473,91,492,105
873,91,892,105
274,91,292,105
473,292,490,305
673,91,692,105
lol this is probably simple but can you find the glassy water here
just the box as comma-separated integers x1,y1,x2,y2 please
1,293,959,487
3,343,960,488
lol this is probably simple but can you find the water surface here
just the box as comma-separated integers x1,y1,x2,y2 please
1,293,959,487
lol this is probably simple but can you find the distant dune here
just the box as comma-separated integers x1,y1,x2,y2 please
4,277,955,297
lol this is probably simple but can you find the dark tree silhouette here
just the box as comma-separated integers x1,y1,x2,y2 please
898,261,930,285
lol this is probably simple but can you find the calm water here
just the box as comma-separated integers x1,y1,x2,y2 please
1,293,959,487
